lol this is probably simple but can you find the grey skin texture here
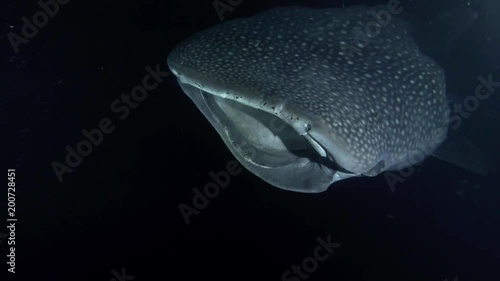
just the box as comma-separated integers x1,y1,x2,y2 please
167,6,449,193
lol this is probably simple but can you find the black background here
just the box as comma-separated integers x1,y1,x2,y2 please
1,0,500,280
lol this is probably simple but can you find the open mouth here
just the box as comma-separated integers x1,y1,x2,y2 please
204,89,328,168
175,79,360,192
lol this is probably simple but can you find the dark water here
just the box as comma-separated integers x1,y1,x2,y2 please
2,0,499,280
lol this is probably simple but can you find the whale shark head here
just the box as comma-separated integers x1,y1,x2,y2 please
167,6,449,192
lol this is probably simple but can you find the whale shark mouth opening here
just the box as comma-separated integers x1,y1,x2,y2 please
201,85,338,169
177,80,354,192
205,89,328,168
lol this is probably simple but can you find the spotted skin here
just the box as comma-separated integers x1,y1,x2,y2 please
168,6,449,190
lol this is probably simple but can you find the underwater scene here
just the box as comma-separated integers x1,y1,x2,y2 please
2,0,499,280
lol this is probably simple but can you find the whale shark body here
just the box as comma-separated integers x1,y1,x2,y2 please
167,6,450,192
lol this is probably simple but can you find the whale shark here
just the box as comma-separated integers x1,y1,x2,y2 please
167,6,452,192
